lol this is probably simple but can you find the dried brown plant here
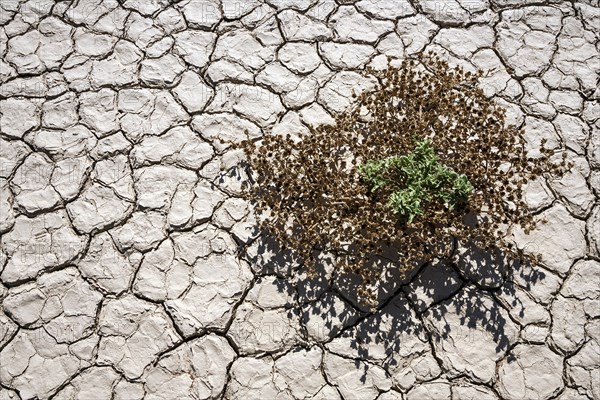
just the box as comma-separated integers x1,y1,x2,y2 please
235,52,569,305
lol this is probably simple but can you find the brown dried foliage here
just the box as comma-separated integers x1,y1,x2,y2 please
236,52,569,304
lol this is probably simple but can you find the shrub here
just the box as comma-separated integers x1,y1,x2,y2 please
236,52,569,305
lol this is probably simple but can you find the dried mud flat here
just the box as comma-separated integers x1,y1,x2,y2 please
0,0,599,399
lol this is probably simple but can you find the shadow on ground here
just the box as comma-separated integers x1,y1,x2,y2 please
239,230,547,378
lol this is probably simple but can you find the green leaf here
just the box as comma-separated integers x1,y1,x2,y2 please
358,139,473,222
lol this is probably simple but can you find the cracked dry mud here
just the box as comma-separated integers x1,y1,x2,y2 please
0,0,598,399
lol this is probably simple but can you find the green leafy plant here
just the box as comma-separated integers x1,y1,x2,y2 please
358,139,474,223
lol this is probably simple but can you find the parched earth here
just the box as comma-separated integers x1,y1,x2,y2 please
0,0,599,399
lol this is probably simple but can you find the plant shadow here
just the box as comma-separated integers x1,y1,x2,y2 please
239,230,547,381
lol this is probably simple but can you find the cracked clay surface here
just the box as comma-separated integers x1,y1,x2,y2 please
0,0,599,399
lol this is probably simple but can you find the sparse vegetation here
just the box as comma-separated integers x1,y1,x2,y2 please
236,52,569,305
